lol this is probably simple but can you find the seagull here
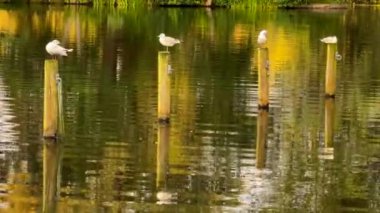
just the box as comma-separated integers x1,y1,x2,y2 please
320,36,337,44
257,30,267,47
45,39,73,58
158,33,181,51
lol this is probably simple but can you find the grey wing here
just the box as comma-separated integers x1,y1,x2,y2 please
167,36,180,44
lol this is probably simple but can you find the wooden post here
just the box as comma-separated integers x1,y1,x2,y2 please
257,48,269,109
57,75,64,135
43,139,63,213
324,98,335,147
156,124,170,188
158,52,171,123
321,36,341,98
256,109,268,168
43,59,58,138
325,43,337,97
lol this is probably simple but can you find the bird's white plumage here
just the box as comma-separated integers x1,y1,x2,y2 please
45,39,73,57
257,30,267,46
320,36,337,44
158,33,180,49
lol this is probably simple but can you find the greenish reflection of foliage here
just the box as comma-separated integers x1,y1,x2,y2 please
3,0,377,7
0,5,379,212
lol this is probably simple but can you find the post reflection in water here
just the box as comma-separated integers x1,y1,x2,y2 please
256,109,268,169
156,124,174,204
156,124,170,187
324,98,335,148
43,139,63,213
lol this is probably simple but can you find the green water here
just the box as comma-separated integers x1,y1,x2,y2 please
0,6,379,212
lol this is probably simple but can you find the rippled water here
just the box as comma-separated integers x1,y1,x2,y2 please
0,5,379,212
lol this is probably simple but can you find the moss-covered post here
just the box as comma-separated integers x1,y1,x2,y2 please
43,59,58,138
325,44,337,97
321,36,338,97
158,51,171,123
57,75,64,135
257,47,269,109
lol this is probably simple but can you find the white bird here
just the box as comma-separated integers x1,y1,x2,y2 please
45,39,73,58
257,30,267,47
158,33,181,51
320,36,337,44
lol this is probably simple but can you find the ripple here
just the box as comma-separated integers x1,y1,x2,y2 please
0,76,19,152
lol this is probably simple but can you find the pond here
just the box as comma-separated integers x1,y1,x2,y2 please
0,5,379,212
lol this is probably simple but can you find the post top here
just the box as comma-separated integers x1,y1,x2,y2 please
45,59,58,62
320,36,337,44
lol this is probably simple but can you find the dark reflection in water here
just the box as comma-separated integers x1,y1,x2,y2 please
43,139,63,213
0,5,379,212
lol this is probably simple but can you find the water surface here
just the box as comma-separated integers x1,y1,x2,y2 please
0,5,379,212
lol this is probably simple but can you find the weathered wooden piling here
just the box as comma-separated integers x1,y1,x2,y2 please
43,139,63,213
158,51,171,123
257,47,269,109
321,37,338,97
325,43,337,97
324,98,335,147
256,109,268,169
57,75,64,135
43,59,58,138
156,124,170,187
